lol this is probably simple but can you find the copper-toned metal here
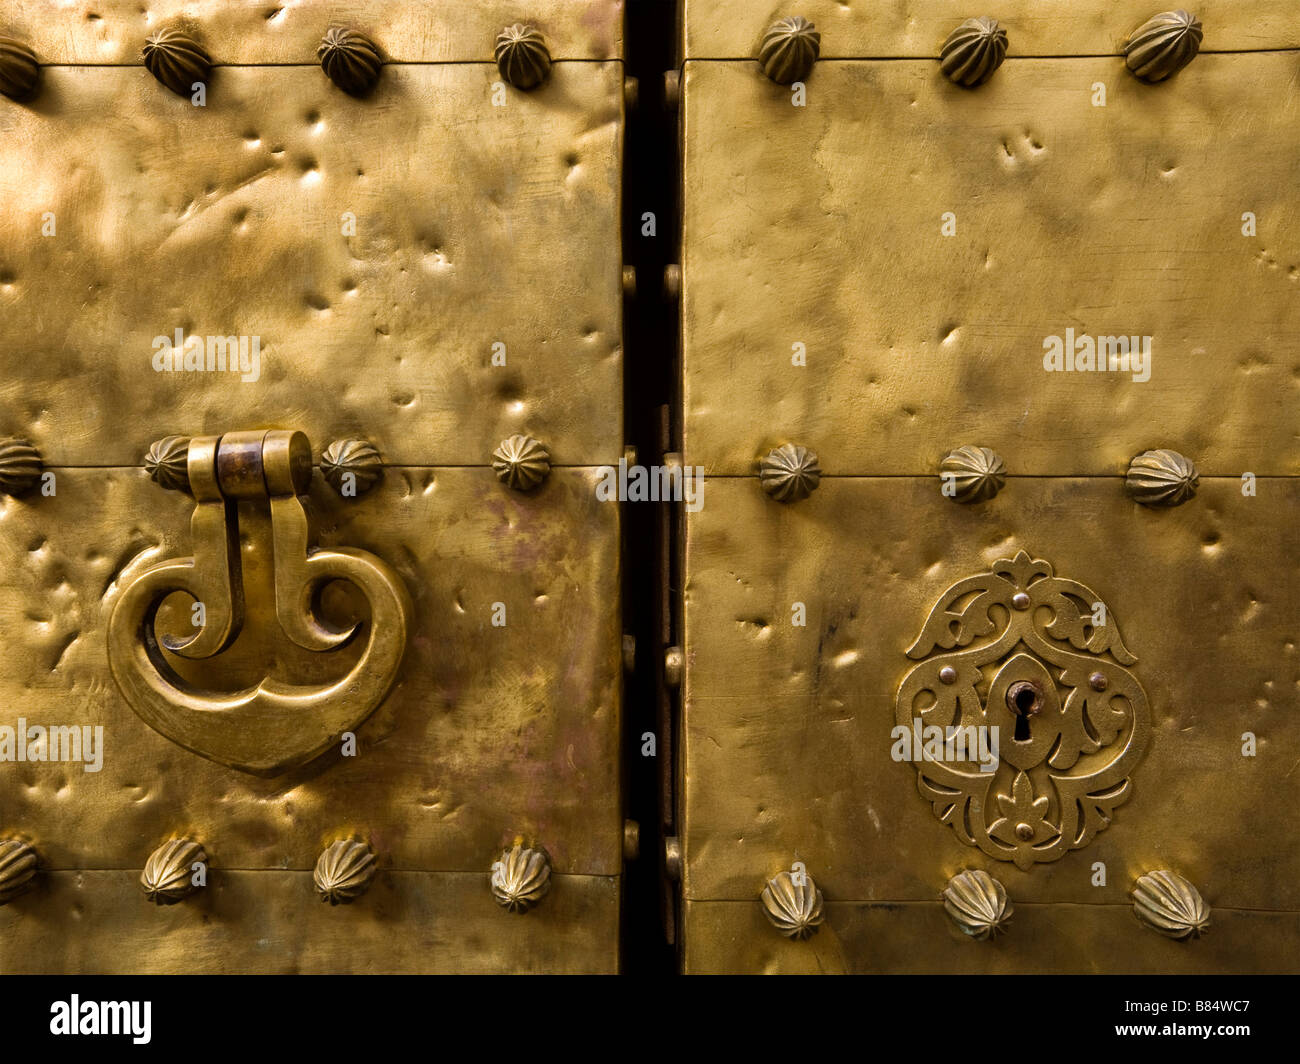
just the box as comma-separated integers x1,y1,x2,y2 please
318,27,383,97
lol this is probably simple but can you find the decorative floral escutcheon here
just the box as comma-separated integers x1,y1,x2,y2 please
895,551,1152,870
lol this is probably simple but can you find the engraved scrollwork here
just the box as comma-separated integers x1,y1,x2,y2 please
895,551,1151,870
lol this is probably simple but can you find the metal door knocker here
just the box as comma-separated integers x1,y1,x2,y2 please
107,430,410,776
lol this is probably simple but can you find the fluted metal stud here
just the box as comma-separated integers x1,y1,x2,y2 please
759,443,821,502
940,17,1009,87
140,838,207,904
142,26,212,97
1125,11,1203,83
759,16,821,85
1133,870,1211,939
0,36,40,102
940,444,1006,502
321,438,382,496
495,24,552,90
0,439,42,496
491,842,551,913
313,839,378,904
761,867,824,939
943,869,1013,939
0,838,38,905
492,434,551,491
144,435,191,493
317,27,383,96
1126,448,1199,507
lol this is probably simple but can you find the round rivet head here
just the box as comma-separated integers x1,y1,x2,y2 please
0,439,43,496
142,26,212,97
495,24,552,90
761,866,824,939
313,839,377,904
1126,448,1199,507
492,434,551,491
491,842,551,913
140,838,206,904
1014,823,1035,842
940,16,1008,87
1133,869,1210,939
321,438,382,496
943,869,1013,940
940,444,1006,502
760,443,821,502
0,838,38,905
759,16,821,85
144,435,191,493
317,27,383,96
1125,10,1203,83
939,665,958,685
0,36,40,102
1011,591,1031,610
1090,671,1109,692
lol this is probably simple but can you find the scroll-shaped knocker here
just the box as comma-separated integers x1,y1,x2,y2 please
107,430,410,776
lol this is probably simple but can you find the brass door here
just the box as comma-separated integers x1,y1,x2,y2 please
676,3,1300,973
0,1,627,973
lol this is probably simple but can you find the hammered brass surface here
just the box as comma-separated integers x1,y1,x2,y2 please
0,871,619,974
682,901,1300,975
681,56,1300,475
684,1,1300,57
0,62,623,467
682,478,1299,911
0,467,622,876
5,1,624,64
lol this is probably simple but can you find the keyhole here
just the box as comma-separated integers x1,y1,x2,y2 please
1006,681,1042,742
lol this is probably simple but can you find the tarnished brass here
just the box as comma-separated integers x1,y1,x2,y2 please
142,26,212,97
760,866,825,940
317,27,383,97
313,839,378,904
140,838,207,904
1124,11,1204,83
1132,869,1211,939
1126,449,1200,507
495,25,553,91
0,439,42,496
492,435,552,491
107,430,411,776
940,17,1008,87
491,842,552,913
943,869,1013,940
320,439,383,496
758,444,821,502
758,17,821,85
939,445,1007,503
0,840,38,905
0,36,39,102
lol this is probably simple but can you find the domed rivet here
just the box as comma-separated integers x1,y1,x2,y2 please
760,443,821,502
940,444,1006,503
492,434,551,491
491,841,551,913
142,26,212,98
140,837,207,904
943,869,1013,939
495,24,551,90
0,439,43,496
144,435,191,494
317,27,383,97
313,839,377,904
321,438,382,496
940,17,1009,87
0,838,38,905
1011,591,1031,610
1090,672,1109,692
1125,11,1203,83
759,16,821,85
761,864,824,939
1133,870,1211,939
1126,448,1199,507
0,36,40,102
1014,823,1035,842
938,665,958,685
